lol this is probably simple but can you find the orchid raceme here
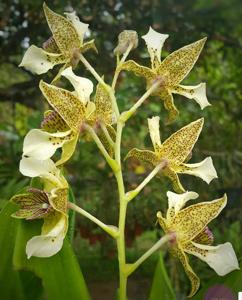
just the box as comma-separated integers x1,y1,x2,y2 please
118,27,210,123
126,116,217,193
19,3,96,77
157,191,239,297
11,8,238,299
11,187,69,258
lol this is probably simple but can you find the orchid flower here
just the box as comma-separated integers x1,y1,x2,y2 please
11,187,69,258
39,67,116,157
19,3,96,76
118,27,210,123
157,191,239,297
126,117,217,192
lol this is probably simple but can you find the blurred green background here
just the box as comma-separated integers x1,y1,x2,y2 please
0,0,242,299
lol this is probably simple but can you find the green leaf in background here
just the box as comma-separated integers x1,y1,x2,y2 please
0,200,90,300
149,252,176,300
13,217,91,300
192,260,242,300
0,202,25,300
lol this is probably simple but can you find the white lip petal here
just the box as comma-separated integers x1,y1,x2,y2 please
142,27,169,68
23,129,71,160
64,12,89,44
19,157,56,178
189,242,240,276
19,45,65,75
167,191,199,214
26,216,66,258
179,157,218,184
61,67,93,103
172,83,211,110
148,116,162,151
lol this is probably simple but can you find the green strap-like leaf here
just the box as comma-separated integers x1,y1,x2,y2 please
13,218,91,300
149,252,176,300
0,202,26,300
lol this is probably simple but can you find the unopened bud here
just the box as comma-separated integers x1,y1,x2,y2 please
114,30,138,55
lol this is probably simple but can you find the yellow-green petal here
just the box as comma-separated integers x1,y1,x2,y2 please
56,132,79,166
40,80,85,132
157,38,207,87
170,246,200,297
125,148,159,165
163,167,185,193
49,188,68,214
94,82,113,124
158,118,204,165
170,194,227,243
43,3,80,55
118,60,156,81
160,89,179,124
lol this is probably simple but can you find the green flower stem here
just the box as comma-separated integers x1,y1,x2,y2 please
100,123,115,147
79,53,120,118
68,202,118,238
85,124,119,172
114,120,128,300
125,234,172,276
119,79,163,123
126,161,167,202
112,43,133,90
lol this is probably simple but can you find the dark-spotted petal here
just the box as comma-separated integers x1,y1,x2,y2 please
40,80,85,132
170,194,227,243
157,38,207,86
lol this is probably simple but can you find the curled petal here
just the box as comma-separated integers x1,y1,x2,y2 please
172,83,211,110
157,38,207,86
193,226,214,245
19,45,66,75
178,157,218,184
61,67,93,103
125,148,159,165
43,3,79,55
159,118,204,165
56,132,79,166
23,129,71,160
167,191,199,217
171,194,227,242
184,241,239,276
26,212,66,258
148,116,162,152
64,12,89,44
163,167,185,193
160,89,179,124
171,246,200,297
49,188,68,214
142,27,169,69
40,80,85,132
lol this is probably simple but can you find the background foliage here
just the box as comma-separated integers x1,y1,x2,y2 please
0,0,242,299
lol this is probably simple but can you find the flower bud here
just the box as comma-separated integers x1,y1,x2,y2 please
114,30,138,55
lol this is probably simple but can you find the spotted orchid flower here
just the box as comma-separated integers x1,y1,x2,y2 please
157,191,239,297
118,27,210,123
39,67,116,157
19,3,96,77
11,187,69,258
126,117,217,193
